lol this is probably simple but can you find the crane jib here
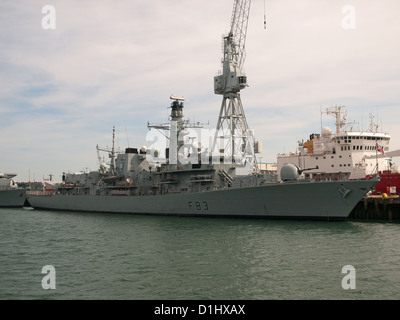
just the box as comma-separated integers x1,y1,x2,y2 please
229,0,251,70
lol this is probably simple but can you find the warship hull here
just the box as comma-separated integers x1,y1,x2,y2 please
0,189,26,208
27,178,378,220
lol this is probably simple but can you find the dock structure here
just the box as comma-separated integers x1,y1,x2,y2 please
349,195,400,221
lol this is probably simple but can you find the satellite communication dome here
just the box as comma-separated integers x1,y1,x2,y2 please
100,163,107,172
321,127,332,138
141,146,148,153
280,163,301,181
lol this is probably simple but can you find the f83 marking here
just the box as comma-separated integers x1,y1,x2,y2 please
188,201,209,211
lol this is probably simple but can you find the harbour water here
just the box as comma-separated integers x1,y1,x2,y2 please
1,207,400,300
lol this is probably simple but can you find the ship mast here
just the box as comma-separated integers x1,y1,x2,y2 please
326,106,348,134
325,106,359,134
368,113,379,133
96,126,119,175
111,126,116,174
147,96,204,165
213,0,254,166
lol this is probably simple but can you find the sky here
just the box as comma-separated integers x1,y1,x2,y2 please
1,0,400,182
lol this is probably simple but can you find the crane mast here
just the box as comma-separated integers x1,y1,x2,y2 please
213,0,254,166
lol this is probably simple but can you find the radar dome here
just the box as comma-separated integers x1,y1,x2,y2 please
280,163,301,181
321,127,332,138
140,146,148,153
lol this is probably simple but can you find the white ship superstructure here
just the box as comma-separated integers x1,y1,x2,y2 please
277,106,394,180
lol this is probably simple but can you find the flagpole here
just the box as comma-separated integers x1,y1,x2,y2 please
375,141,378,175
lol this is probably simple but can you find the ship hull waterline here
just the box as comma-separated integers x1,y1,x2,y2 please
26,179,379,221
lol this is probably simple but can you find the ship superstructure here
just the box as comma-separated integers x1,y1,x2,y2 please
277,106,396,181
53,96,273,199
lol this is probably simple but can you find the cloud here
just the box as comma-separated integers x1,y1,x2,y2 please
1,0,399,181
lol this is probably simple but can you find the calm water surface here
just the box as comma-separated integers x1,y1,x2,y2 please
1,207,399,300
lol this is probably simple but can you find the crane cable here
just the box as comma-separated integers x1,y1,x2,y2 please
264,0,267,29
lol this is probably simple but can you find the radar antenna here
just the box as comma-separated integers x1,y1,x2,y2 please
325,106,357,134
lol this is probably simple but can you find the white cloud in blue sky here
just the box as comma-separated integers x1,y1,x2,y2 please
1,0,400,181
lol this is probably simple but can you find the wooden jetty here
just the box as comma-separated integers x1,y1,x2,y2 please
349,195,400,221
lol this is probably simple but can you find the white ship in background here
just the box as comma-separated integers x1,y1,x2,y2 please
277,106,400,184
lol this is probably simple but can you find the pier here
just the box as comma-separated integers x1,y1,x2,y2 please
349,195,400,221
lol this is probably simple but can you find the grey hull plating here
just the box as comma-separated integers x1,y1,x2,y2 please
27,178,377,220
0,189,26,208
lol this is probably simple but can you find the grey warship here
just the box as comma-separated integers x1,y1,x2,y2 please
26,0,379,220
26,96,378,220
0,173,26,208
